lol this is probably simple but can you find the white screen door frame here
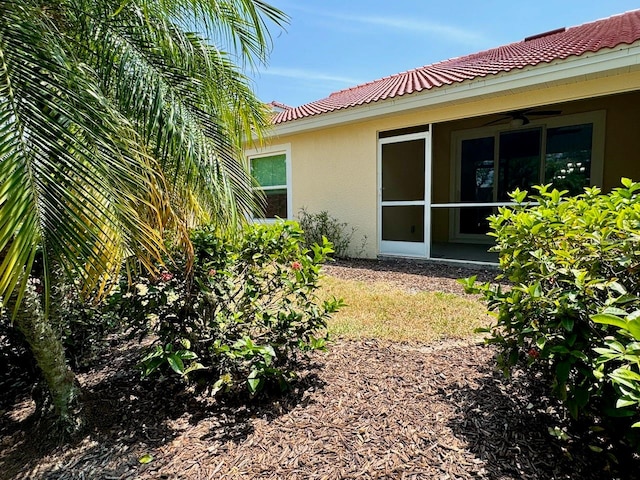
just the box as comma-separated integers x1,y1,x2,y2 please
378,129,432,258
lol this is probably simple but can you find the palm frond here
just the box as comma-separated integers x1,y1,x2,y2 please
73,2,268,225
136,0,289,66
0,0,172,308
0,0,283,312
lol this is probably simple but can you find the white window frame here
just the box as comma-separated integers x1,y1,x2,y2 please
245,143,292,222
448,110,605,242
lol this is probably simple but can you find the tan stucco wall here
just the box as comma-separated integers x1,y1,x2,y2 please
282,123,377,257
262,70,640,258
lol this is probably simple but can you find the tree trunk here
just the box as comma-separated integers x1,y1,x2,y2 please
7,279,81,431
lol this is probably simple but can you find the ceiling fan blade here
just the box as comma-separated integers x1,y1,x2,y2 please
483,108,562,127
526,110,562,116
483,116,511,126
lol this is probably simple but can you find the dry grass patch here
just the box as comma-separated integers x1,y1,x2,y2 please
320,276,490,342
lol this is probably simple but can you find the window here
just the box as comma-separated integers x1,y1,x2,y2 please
545,124,593,194
451,111,604,239
247,145,291,220
497,128,543,200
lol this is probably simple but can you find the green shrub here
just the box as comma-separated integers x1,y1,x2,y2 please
50,278,123,370
297,208,366,258
118,221,343,395
592,312,640,426
461,180,640,439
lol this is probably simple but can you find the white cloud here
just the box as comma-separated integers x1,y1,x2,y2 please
259,67,363,86
281,4,491,46
348,16,489,45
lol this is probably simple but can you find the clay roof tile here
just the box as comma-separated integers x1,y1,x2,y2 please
273,10,640,125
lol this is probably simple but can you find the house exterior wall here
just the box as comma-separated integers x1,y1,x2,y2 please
261,69,640,259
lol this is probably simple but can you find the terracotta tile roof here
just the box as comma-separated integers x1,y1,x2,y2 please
273,10,640,124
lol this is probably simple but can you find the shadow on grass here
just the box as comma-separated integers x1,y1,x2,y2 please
446,361,640,480
0,340,325,480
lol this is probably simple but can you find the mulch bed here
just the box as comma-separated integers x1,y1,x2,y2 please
322,258,498,295
1,259,638,479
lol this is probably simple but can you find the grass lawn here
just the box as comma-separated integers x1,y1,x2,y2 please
320,276,491,343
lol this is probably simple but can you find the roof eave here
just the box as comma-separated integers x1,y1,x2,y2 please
271,42,640,137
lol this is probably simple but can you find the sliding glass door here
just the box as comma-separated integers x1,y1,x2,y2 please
450,112,603,242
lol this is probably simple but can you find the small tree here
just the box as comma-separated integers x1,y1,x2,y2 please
297,208,366,258
0,0,286,431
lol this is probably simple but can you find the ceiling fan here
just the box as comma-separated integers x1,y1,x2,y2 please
483,108,562,126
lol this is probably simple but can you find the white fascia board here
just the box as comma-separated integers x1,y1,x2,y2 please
271,43,640,137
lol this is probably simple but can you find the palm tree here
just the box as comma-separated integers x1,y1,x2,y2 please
0,0,286,430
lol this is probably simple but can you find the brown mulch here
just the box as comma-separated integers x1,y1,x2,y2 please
322,258,498,295
1,260,638,479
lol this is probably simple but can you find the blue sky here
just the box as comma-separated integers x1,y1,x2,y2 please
248,1,640,107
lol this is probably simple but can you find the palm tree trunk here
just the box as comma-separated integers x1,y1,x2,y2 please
7,279,80,430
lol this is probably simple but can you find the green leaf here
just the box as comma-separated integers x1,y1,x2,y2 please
609,282,627,295
262,344,276,358
603,306,630,315
141,357,164,377
167,354,185,375
176,350,198,360
611,368,640,382
211,378,226,395
561,317,574,332
604,340,626,353
568,400,579,419
616,398,637,408
570,350,588,362
183,362,206,376
573,388,589,408
592,313,628,330
604,407,636,417
556,361,572,383
530,282,542,298
138,454,154,464
247,376,261,394
628,319,640,340
140,345,164,363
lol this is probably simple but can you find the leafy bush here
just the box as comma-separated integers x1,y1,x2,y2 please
1,272,121,375
297,208,366,258
118,221,342,395
50,279,123,370
593,312,640,425
461,180,640,439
